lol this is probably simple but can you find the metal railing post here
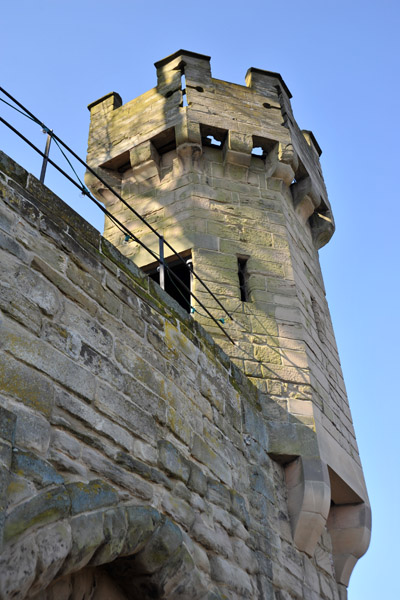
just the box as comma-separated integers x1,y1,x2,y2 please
186,258,193,314
159,236,165,290
39,129,52,184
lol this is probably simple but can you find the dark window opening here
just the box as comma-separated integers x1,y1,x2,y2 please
151,127,176,155
238,257,249,302
100,150,131,173
142,250,192,313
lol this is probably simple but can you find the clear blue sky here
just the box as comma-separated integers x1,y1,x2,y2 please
2,1,399,597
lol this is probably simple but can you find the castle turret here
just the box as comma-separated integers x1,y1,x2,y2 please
86,50,370,589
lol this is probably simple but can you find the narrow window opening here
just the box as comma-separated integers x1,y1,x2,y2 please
143,250,192,312
238,257,249,302
181,73,188,107
151,127,176,155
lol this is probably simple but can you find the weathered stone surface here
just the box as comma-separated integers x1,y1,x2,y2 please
230,490,250,527
121,505,161,556
0,282,42,333
11,450,64,488
188,462,207,496
91,506,127,566
191,515,233,559
65,480,118,515
191,434,232,486
158,440,190,482
12,264,61,316
13,405,51,454
0,406,16,444
206,479,231,509
29,522,72,596
0,535,38,599
133,518,183,575
59,512,104,575
161,491,195,529
4,486,70,544
0,352,54,416
209,555,253,596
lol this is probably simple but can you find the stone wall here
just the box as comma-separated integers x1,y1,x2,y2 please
0,151,352,599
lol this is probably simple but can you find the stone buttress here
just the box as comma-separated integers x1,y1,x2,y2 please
86,50,371,590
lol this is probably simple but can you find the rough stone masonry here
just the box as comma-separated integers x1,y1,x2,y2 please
0,51,370,599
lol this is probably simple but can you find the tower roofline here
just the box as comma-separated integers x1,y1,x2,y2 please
154,49,211,69
87,91,122,112
245,67,292,98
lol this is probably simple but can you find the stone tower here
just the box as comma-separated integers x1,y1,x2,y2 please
86,50,370,591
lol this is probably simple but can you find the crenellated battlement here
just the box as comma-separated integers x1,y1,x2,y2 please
87,50,334,251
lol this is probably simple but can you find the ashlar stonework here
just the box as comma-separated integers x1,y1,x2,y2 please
0,50,370,599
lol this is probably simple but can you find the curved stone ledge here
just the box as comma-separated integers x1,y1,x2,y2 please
285,456,331,557
309,209,335,249
327,502,372,586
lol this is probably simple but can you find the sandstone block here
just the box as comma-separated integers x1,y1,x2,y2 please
158,440,190,482
95,381,158,443
0,535,38,599
209,555,252,596
0,230,29,263
188,462,207,496
0,405,16,444
60,511,104,576
13,406,51,454
191,515,232,559
13,264,61,316
4,485,70,544
0,352,54,417
121,505,161,557
11,450,64,488
29,521,72,596
65,480,118,515
191,434,232,486
206,479,231,509
0,282,42,334
161,491,195,529
91,506,127,566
